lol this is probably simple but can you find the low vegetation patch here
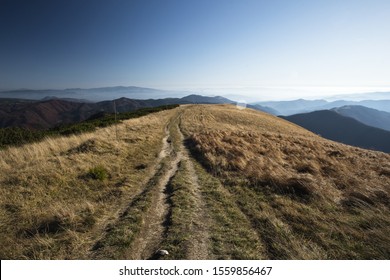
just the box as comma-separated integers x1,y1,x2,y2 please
87,165,109,181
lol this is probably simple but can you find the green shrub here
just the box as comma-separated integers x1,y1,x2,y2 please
0,127,46,148
88,166,108,181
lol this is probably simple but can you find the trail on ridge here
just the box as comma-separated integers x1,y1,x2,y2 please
131,111,210,259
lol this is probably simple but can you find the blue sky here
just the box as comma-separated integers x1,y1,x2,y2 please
0,0,389,99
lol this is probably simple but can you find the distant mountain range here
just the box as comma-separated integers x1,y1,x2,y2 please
332,105,390,131
282,110,390,153
254,99,390,115
0,86,188,101
0,94,276,130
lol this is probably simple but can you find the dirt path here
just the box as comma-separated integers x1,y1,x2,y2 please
129,129,182,259
89,119,177,259
130,110,210,259
181,157,210,260
176,120,210,260
90,108,210,259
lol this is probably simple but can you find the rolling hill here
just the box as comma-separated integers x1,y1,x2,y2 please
282,110,390,153
0,104,389,260
0,99,96,129
332,105,390,131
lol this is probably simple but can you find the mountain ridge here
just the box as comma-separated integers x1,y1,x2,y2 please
332,105,390,131
282,110,390,153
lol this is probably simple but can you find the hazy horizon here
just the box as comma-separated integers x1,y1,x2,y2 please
1,0,389,101
1,84,390,102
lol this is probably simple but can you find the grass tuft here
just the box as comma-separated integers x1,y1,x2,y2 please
87,166,108,181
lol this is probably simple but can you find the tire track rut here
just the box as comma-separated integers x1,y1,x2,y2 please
176,120,210,260
129,139,181,259
89,121,176,259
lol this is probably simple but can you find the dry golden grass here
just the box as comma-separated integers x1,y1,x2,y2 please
0,109,176,259
1,104,389,259
181,104,390,259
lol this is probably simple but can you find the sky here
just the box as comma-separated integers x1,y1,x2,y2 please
0,0,390,99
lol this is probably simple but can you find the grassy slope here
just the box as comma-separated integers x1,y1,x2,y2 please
180,105,390,259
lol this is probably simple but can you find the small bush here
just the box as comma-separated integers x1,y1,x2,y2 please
88,165,108,181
